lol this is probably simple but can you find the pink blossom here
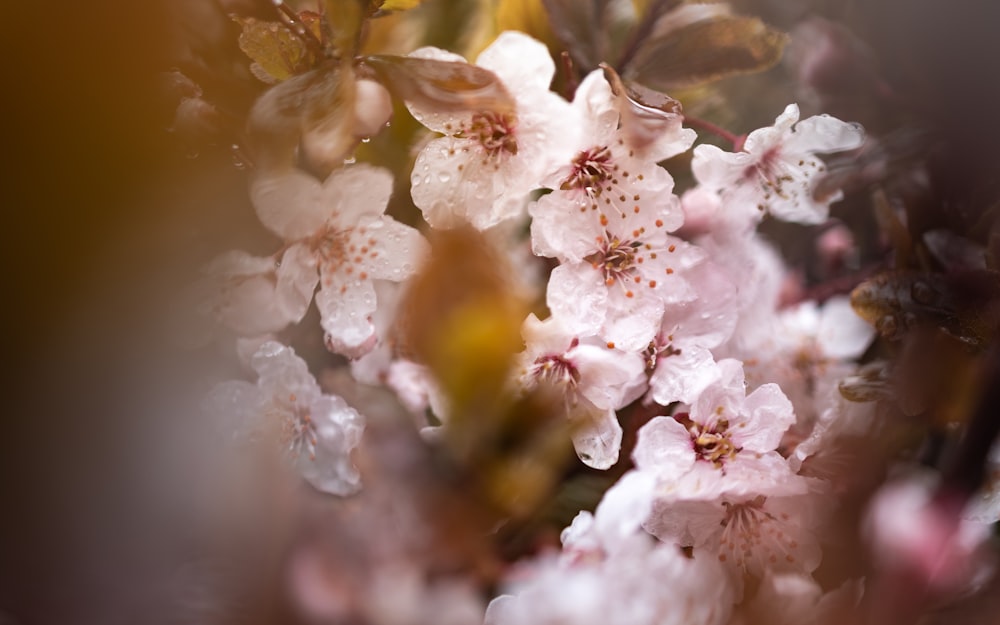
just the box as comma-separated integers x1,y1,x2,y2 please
692,103,864,225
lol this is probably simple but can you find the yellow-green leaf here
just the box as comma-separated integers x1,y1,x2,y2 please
362,54,516,115
234,16,319,83
377,0,425,10
629,15,788,90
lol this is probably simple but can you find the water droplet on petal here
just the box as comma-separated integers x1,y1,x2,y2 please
360,137,371,144
437,172,451,183
343,155,357,165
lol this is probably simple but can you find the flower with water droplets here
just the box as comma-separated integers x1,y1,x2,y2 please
250,164,429,358
692,103,864,225
406,31,579,230
516,313,645,468
205,341,365,496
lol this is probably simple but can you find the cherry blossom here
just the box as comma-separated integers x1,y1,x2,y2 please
250,164,429,358
198,250,310,336
635,359,796,479
205,341,365,495
692,103,864,225
646,260,738,406
485,470,734,625
406,32,579,230
515,313,645,468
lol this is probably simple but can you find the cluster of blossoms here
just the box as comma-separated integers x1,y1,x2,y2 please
201,29,1000,625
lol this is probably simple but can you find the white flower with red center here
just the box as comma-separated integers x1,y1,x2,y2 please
530,70,688,261
205,341,365,496
634,360,797,485
406,32,579,230
648,493,824,587
249,164,428,358
516,314,645,468
692,103,864,225
528,71,699,352
541,207,704,353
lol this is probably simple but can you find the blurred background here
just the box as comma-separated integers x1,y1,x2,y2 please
4,1,1000,623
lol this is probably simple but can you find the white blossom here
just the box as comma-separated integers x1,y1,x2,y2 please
250,164,429,358
516,313,645,468
205,341,365,495
406,32,578,230
692,103,864,225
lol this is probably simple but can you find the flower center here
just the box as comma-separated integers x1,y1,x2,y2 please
691,418,740,467
530,352,580,391
561,146,614,193
741,146,822,211
269,395,320,462
468,111,518,158
588,235,641,284
718,496,802,570
645,334,682,370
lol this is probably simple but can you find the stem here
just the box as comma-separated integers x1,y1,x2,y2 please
274,0,326,59
682,115,745,151
559,51,579,100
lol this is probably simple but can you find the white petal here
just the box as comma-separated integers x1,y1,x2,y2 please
593,470,657,547
738,383,796,452
547,264,607,337
276,243,319,324
649,345,721,406
296,394,364,496
785,114,865,155
251,341,321,404
816,296,875,360
325,164,394,226
568,405,623,469
250,171,330,240
357,217,429,282
633,416,696,473
476,31,555,95
529,193,603,262
316,276,377,357
691,144,753,191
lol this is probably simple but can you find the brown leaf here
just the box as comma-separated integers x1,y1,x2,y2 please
361,54,516,115
601,63,685,156
628,15,788,90
234,16,320,83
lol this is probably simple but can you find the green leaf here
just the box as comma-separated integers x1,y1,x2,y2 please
362,54,516,115
234,16,320,83
628,15,788,90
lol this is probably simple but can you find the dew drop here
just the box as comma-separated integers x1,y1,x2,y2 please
343,155,357,165
360,137,371,144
